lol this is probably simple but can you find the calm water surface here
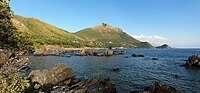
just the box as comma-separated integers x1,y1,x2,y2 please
28,49,200,93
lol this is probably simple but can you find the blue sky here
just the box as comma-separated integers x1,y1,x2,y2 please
10,0,200,48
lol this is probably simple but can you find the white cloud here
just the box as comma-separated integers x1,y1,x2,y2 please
132,35,169,46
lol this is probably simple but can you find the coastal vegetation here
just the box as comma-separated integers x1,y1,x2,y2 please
0,0,32,92
0,0,34,53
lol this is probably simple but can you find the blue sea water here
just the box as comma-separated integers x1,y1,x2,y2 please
28,49,200,93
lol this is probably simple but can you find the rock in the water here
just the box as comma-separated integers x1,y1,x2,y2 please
66,55,71,58
113,68,120,72
130,82,180,93
132,54,144,57
76,50,96,56
113,51,125,55
145,82,180,93
104,50,113,56
76,49,114,56
184,54,200,67
29,64,74,85
34,45,66,56
152,58,158,60
68,78,117,93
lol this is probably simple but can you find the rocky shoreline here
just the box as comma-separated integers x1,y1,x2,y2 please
1,49,194,93
75,50,125,56
28,64,117,93
33,45,108,56
0,49,117,93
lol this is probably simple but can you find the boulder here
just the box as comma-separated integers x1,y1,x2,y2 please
184,54,200,67
113,68,120,72
67,78,117,93
130,82,180,93
86,78,117,93
104,50,113,56
29,64,74,85
29,64,117,93
76,50,86,56
132,54,144,57
94,52,104,56
113,51,125,55
144,82,179,93
152,58,158,60
76,50,96,56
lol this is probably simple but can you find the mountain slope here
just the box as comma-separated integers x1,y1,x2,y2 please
13,15,82,47
75,23,153,48
13,15,153,48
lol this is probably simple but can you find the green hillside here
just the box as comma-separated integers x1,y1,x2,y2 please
75,23,153,48
13,15,153,48
13,15,82,48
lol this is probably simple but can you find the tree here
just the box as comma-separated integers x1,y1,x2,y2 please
0,0,34,53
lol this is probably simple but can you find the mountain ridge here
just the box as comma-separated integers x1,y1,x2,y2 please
75,23,153,48
13,15,153,48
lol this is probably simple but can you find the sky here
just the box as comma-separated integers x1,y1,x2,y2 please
10,0,200,48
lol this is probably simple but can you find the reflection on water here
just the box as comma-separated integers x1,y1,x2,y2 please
28,49,200,93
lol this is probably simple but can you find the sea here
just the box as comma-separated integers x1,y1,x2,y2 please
28,48,200,93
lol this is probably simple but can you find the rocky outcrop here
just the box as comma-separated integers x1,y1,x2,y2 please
92,23,123,32
34,45,66,56
104,50,114,56
183,54,200,67
76,49,121,56
130,82,180,93
113,51,125,55
76,50,96,56
132,54,144,57
58,78,117,93
28,64,117,93
156,44,171,49
29,64,74,85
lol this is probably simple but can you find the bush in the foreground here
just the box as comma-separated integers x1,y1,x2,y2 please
0,72,30,93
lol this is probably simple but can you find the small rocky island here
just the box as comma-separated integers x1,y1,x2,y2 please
182,54,200,67
156,44,171,49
